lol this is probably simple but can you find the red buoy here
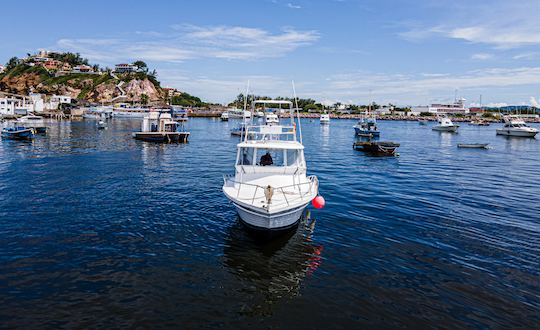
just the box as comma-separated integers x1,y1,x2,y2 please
312,196,325,209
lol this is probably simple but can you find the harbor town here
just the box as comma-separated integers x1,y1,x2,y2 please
1,1,540,329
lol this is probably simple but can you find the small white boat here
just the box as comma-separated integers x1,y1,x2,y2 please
223,99,319,232
432,116,459,132
264,112,279,125
320,113,330,125
18,114,47,134
97,120,107,130
457,143,489,149
496,116,538,138
220,112,229,121
256,111,265,118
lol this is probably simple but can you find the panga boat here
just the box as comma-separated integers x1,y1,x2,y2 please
457,143,489,149
432,115,459,132
320,113,330,125
496,116,538,138
132,112,189,142
353,141,400,156
97,120,107,130
2,126,34,140
223,99,319,232
220,112,229,121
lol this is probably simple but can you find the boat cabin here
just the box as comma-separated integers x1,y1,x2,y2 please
141,112,182,133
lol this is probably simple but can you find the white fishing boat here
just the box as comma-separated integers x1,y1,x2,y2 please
496,116,538,137
172,107,189,122
223,99,319,232
320,113,330,125
17,114,47,134
256,111,265,118
432,115,459,132
264,112,279,125
97,120,107,130
221,112,229,121
228,108,252,119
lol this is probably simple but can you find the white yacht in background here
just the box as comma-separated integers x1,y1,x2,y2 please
223,99,319,231
496,116,538,137
320,113,330,124
432,115,459,132
221,111,229,121
228,108,252,119
256,111,265,118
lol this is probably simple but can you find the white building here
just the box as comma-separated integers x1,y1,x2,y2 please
0,64,5,73
47,95,72,110
428,98,469,114
29,93,45,113
374,105,393,115
0,97,32,116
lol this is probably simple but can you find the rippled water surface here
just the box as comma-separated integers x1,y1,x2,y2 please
0,118,539,328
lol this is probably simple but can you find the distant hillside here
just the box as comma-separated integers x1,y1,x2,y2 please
0,52,208,107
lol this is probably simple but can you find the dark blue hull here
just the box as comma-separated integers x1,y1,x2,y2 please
2,128,34,140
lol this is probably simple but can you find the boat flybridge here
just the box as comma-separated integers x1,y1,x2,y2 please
223,99,319,231
496,116,538,137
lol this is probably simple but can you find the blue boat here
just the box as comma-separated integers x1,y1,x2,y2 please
1,127,34,140
354,117,380,137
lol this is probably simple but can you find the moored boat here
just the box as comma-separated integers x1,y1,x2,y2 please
457,143,489,149
496,116,538,138
432,115,459,132
221,112,229,121
132,112,189,142
2,126,34,140
353,141,400,156
223,99,319,232
18,114,47,134
354,117,380,137
320,113,330,125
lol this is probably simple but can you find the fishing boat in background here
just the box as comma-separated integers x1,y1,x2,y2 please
18,114,47,134
256,111,265,118
221,112,229,121
83,106,113,119
1,126,34,140
320,113,330,125
496,116,538,137
432,115,459,132
264,112,279,125
354,116,380,137
228,108,252,119
132,112,189,142
97,120,107,130
223,99,319,232
353,141,400,156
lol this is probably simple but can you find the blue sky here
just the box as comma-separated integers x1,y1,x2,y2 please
2,0,540,106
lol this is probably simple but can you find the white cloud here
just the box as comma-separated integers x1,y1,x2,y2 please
529,97,540,108
471,53,493,60
399,2,540,49
321,67,540,104
513,52,537,60
55,25,319,64
287,3,301,9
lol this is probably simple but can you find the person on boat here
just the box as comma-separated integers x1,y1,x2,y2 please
260,152,273,166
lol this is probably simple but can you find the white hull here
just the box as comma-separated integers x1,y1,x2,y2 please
496,129,537,137
113,111,147,118
320,120,330,125
432,125,459,132
234,202,308,230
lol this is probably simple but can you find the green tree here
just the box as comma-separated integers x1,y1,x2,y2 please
6,57,19,70
133,61,148,73
140,93,149,105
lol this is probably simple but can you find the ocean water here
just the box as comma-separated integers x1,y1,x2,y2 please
0,118,539,328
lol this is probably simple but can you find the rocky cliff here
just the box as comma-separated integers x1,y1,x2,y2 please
0,65,164,103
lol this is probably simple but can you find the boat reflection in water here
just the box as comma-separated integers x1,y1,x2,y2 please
223,210,323,315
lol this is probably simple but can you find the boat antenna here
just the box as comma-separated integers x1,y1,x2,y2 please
292,80,303,144
242,80,250,141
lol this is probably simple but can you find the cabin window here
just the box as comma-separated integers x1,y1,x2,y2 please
237,148,301,167
238,147,255,165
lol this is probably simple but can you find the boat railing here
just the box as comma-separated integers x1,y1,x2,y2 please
244,125,296,141
223,175,318,208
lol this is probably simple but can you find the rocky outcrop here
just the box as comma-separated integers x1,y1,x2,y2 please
0,69,164,103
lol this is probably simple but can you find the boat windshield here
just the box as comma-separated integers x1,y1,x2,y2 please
237,147,300,167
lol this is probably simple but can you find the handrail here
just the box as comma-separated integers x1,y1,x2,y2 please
224,175,317,191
